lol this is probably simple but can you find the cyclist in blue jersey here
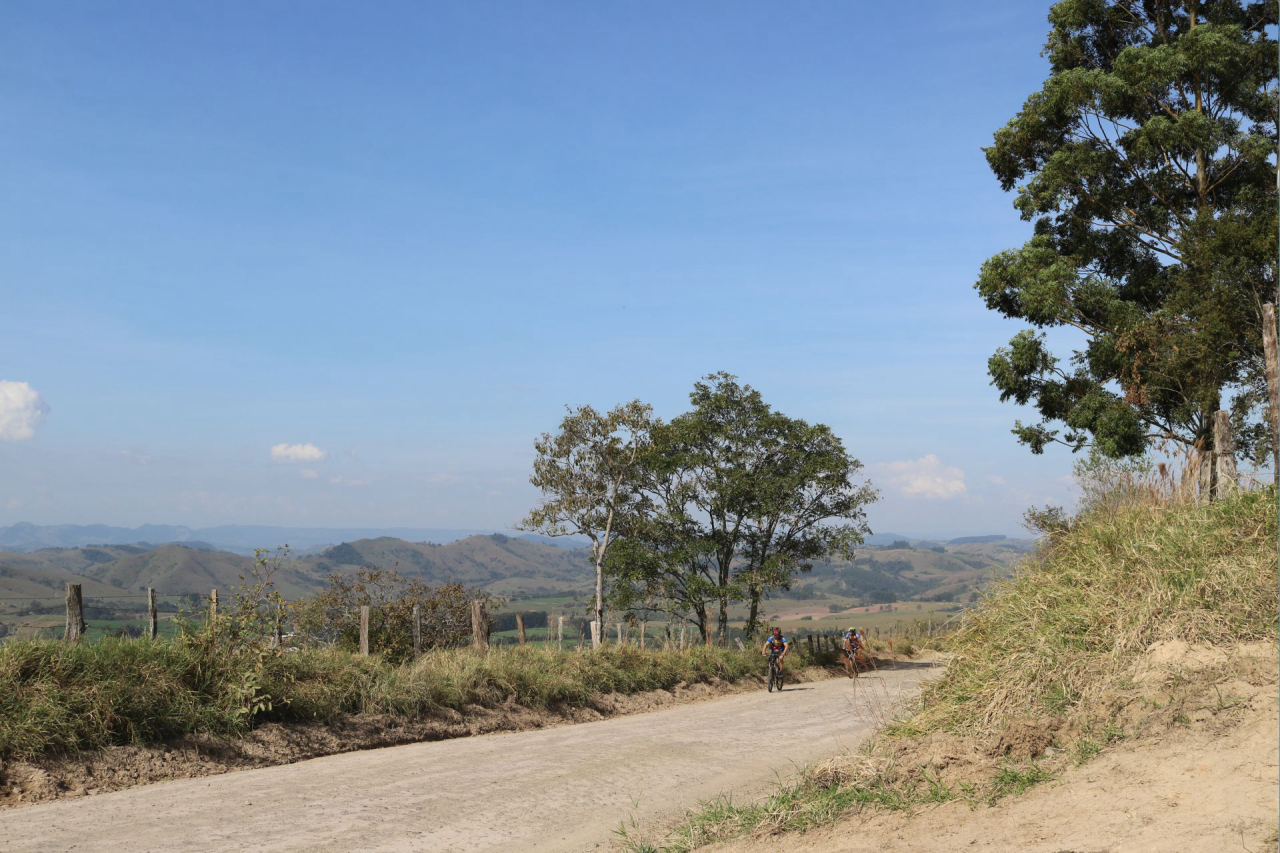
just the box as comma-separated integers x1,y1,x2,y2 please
761,627,790,673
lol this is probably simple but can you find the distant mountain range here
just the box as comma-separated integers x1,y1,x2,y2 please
0,522,590,554
0,526,1035,619
0,533,597,609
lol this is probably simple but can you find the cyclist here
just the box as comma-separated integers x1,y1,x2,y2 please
850,626,877,672
841,627,861,677
761,627,790,673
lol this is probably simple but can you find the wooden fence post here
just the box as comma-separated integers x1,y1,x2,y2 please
472,600,489,651
1213,410,1238,499
557,616,564,650
1265,303,1279,485
64,582,85,642
146,587,157,640
806,634,815,657
412,604,422,658
640,620,647,650
589,620,600,649
516,613,526,645
209,588,218,626
734,637,745,651
617,622,624,646
359,605,370,656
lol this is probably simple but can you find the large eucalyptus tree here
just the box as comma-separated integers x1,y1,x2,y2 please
977,0,1277,464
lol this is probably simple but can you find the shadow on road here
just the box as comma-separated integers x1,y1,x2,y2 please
875,658,946,670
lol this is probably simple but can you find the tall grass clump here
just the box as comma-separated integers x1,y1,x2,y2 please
909,485,1278,738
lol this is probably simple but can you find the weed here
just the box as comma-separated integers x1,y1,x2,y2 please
984,764,1052,804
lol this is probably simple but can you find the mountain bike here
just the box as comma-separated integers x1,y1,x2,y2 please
766,650,784,692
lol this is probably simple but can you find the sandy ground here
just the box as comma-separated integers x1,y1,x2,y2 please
0,661,939,852
706,645,1280,853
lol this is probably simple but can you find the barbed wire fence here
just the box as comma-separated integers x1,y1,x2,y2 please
0,587,214,643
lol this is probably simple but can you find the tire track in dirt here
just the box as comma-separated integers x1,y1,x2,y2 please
0,661,940,853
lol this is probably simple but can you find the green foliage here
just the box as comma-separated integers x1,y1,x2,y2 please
606,373,876,642
517,399,656,635
291,566,499,665
976,0,1278,463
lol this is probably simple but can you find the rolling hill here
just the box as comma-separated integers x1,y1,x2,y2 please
0,522,592,555
0,532,1033,635
303,533,594,595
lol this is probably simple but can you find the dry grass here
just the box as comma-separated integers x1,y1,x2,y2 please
903,486,1278,738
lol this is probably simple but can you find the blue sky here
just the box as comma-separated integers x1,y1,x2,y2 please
0,1,1086,537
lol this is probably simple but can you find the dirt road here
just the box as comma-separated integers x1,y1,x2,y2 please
0,662,937,853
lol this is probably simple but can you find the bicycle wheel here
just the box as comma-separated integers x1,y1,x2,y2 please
767,661,776,692
776,665,783,691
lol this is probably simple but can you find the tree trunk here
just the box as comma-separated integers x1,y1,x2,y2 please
716,594,728,647
1263,303,1279,485
743,584,762,642
593,544,605,650
692,606,709,648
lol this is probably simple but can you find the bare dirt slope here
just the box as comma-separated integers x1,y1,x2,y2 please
0,661,938,853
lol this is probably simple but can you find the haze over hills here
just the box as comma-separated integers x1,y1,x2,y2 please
0,529,1034,619
0,535,600,611
0,522,590,554
0,522,1019,555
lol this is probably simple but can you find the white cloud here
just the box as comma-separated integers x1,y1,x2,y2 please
874,454,968,500
299,469,319,480
270,442,326,463
986,475,1007,486
0,380,49,441
330,476,369,487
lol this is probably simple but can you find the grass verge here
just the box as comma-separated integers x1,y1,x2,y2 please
0,642,815,760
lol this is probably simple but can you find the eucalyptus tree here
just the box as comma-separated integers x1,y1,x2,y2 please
976,0,1278,464
518,401,654,648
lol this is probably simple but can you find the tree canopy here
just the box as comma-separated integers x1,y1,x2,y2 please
976,0,1278,463
517,400,654,647
605,373,876,642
